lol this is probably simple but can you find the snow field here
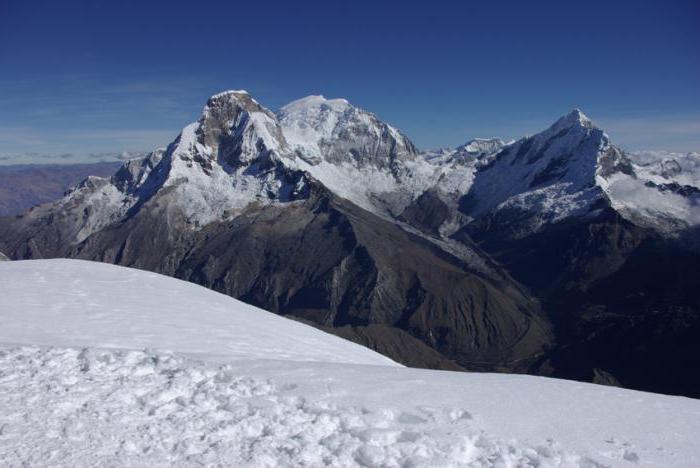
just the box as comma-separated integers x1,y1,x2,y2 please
0,346,599,467
1,260,699,467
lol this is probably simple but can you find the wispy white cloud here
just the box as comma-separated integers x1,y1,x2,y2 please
0,75,209,127
596,115,700,152
0,127,49,147
0,74,216,161
456,113,700,153
597,116,700,135
0,125,174,164
0,150,149,166
62,129,176,147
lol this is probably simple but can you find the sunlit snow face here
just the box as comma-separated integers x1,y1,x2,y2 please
605,175,700,227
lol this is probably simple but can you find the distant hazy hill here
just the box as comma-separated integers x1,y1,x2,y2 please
0,162,121,216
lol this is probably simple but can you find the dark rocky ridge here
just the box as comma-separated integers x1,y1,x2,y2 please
458,204,700,397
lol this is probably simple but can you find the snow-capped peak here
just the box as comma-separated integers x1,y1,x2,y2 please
549,108,595,133
281,95,351,113
134,91,308,226
455,138,506,159
197,90,289,165
277,94,418,168
460,109,612,229
460,138,506,151
453,109,700,234
208,89,250,99
39,90,312,239
274,94,435,216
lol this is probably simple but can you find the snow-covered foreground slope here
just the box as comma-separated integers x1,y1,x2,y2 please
1,260,699,467
0,260,394,366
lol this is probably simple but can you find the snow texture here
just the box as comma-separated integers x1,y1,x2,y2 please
0,346,600,467
278,95,442,217
0,260,394,366
610,150,700,228
1,259,700,467
462,111,607,225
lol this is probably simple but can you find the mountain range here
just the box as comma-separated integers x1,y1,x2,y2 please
0,162,122,216
1,90,699,396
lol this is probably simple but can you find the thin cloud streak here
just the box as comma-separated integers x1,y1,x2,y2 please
0,151,149,166
0,75,210,129
0,125,174,160
597,115,700,152
453,113,700,153
64,129,176,144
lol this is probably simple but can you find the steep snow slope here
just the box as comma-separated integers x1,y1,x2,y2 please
422,138,507,210
423,139,506,176
278,95,418,168
451,110,700,236
1,259,699,467
462,111,616,231
459,138,507,156
278,95,440,216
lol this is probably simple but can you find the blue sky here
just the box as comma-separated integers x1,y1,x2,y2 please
1,0,699,163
